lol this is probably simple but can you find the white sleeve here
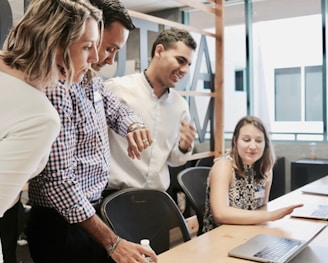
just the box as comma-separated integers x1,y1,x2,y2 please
0,113,60,217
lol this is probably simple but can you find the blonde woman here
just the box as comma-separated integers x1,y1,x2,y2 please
0,0,102,261
27,0,157,262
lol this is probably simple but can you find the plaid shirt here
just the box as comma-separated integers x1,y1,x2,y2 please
28,76,142,223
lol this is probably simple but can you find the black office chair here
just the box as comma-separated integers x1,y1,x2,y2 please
177,166,211,236
100,188,191,254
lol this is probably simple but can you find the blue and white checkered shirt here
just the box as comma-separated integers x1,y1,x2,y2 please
28,75,143,223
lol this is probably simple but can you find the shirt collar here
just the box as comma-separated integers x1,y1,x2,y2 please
143,69,170,94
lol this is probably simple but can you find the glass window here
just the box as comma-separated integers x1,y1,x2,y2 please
235,69,245,91
274,67,301,121
305,65,322,121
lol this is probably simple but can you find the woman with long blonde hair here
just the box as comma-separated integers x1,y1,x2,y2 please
0,1,102,261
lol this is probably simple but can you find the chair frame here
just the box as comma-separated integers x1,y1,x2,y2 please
100,188,191,254
177,166,211,235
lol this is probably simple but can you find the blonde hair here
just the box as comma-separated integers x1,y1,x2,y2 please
1,0,103,88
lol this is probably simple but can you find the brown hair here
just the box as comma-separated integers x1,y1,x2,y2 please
230,115,276,180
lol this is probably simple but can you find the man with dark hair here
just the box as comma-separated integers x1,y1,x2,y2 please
105,28,197,192
90,0,135,71
26,1,157,262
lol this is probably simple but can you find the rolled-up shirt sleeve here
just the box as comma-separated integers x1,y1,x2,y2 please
99,77,143,136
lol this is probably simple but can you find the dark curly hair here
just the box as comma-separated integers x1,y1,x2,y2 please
89,0,135,30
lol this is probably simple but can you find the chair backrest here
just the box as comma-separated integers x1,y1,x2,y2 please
100,188,191,254
195,156,214,167
177,166,211,235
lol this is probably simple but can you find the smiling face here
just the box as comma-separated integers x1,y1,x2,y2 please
92,21,130,72
154,41,194,89
235,123,265,166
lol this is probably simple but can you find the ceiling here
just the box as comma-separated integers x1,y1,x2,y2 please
7,0,322,28
119,0,321,27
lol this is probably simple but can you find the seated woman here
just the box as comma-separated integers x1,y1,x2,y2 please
202,115,303,233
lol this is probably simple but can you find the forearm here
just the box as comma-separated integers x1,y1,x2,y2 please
214,207,271,225
78,214,117,252
78,214,159,263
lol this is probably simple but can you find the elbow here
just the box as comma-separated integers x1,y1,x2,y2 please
213,213,230,225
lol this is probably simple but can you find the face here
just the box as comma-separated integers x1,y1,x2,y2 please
92,21,130,72
56,18,99,83
235,124,265,165
155,41,194,88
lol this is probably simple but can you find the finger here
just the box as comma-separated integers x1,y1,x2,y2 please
180,120,188,127
188,122,196,131
145,130,153,145
133,132,145,152
139,245,158,263
127,146,135,159
181,120,195,130
180,123,196,135
127,132,138,148
141,138,149,145
138,129,153,148
140,138,150,150
127,133,143,158
131,147,141,160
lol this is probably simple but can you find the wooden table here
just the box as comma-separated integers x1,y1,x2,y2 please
158,176,328,263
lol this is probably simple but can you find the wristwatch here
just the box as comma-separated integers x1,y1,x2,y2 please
127,122,145,133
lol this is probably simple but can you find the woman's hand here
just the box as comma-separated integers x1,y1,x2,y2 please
270,203,304,221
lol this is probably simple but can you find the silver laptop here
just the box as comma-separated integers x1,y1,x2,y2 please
228,227,326,263
291,204,328,220
289,245,328,263
302,185,328,196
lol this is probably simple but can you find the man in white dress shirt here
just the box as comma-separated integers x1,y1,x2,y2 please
105,28,197,192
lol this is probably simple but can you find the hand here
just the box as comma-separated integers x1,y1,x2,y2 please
111,239,158,263
271,203,304,221
179,121,196,152
126,128,153,160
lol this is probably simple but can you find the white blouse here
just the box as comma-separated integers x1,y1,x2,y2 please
0,71,60,217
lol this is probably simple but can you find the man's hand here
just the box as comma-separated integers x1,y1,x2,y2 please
179,121,196,153
126,128,153,160
111,238,158,263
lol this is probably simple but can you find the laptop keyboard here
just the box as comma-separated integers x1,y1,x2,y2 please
312,205,328,217
253,237,302,261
